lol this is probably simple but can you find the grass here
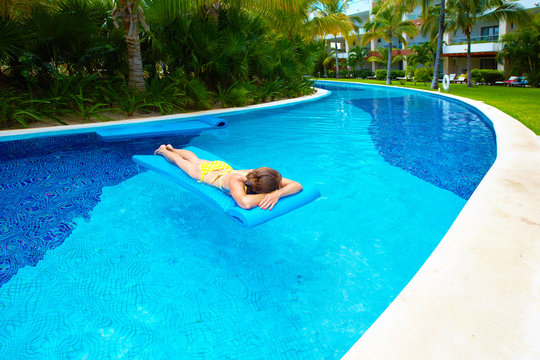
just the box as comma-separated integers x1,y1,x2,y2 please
316,78,540,135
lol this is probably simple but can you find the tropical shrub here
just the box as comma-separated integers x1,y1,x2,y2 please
375,69,406,80
281,78,315,98
24,0,112,75
216,82,253,108
144,77,185,114
375,69,386,80
0,89,63,127
471,69,505,84
183,78,213,110
101,81,147,117
70,91,112,122
408,41,436,68
0,16,26,64
347,45,369,70
253,78,285,102
414,68,430,84
406,65,415,79
392,70,406,78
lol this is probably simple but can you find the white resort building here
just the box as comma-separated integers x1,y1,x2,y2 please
337,0,540,75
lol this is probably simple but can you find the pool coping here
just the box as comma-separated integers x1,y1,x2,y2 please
318,81,540,359
0,88,330,141
2,82,539,358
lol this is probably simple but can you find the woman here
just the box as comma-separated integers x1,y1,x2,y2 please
154,145,303,210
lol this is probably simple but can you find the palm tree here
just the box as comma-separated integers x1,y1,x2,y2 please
407,39,436,68
347,44,369,70
430,0,445,89
362,2,417,84
248,0,355,81
310,0,354,78
251,0,315,40
111,0,149,91
387,0,443,89
367,45,404,67
446,0,529,87
323,53,336,77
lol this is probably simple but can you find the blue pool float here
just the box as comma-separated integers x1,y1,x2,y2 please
132,146,321,227
96,116,227,141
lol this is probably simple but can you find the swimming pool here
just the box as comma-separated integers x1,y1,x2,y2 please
0,81,496,359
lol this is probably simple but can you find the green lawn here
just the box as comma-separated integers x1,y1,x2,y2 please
316,78,540,135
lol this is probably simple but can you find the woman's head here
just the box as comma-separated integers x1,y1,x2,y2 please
246,167,282,194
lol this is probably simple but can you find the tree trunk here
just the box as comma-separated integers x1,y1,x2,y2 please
387,38,392,85
431,0,445,89
335,36,340,79
118,2,145,92
466,31,472,87
126,30,145,91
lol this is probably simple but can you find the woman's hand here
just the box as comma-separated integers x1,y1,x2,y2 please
258,191,281,210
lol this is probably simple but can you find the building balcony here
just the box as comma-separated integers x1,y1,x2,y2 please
367,49,413,58
448,34,499,45
346,0,371,15
443,36,500,57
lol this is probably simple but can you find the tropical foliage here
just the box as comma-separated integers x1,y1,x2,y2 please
445,0,529,87
0,0,324,128
310,0,354,78
367,46,404,66
402,0,445,89
347,45,369,70
361,1,417,85
497,13,540,86
407,39,436,68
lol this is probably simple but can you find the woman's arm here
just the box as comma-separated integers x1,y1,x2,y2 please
229,177,266,210
258,178,303,210
229,176,303,210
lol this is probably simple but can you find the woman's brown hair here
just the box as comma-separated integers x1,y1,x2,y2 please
245,167,282,194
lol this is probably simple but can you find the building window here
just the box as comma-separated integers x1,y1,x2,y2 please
480,59,497,69
481,26,499,41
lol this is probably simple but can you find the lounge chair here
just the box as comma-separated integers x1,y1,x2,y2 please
440,74,456,83
452,74,466,84
516,76,528,87
506,76,519,86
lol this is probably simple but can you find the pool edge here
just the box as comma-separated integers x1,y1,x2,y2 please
0,88,330,141
328,81,540,359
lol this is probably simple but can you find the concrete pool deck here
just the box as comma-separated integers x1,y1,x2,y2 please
2,84,539,359
339,84,540,359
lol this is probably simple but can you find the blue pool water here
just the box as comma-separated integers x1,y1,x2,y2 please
0,82,496,359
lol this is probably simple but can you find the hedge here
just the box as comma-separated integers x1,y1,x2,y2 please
471,69,505,84
375,69,406,80
353,69,374,78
